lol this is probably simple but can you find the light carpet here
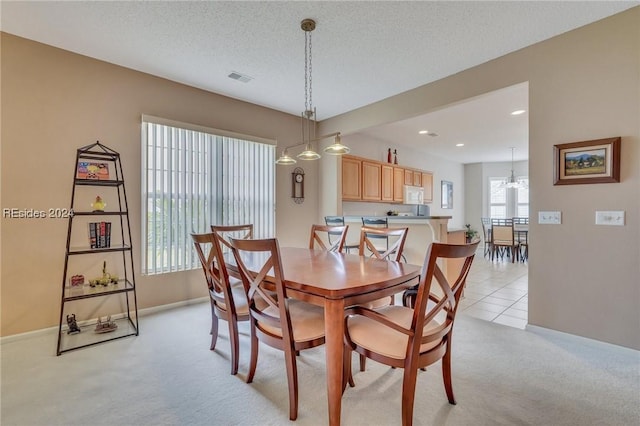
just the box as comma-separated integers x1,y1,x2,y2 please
1,301,639,426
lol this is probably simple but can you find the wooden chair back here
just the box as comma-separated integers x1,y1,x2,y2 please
211,224,254,252
490,219,519,262
359,226,408,262
191,232,233,307
309,224,348,252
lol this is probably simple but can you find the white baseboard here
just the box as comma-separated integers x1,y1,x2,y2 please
0,297,209,345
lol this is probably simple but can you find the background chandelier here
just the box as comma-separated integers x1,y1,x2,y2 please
276,18,350,165
500,147,528,189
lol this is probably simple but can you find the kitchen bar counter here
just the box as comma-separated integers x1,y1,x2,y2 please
342,215,454,265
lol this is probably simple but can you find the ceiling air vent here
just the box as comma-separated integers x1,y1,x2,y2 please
228,71,253,83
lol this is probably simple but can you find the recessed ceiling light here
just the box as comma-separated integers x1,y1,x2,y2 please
456,143,464,147
511,109,526,115
418,130,429,134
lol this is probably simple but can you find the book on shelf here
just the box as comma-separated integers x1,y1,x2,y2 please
77,161,110,180
88,221,112,248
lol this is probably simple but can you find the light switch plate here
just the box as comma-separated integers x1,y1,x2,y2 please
538,211,561,224
595,211,625,226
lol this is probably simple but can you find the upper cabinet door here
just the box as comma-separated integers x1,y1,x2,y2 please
404,169,413,186
422,172,433,203
413,170,422,186
362,161,382,201
381,164,394,201
393,167,404,202
342,156,362,200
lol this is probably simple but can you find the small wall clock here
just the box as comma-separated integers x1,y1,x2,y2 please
292,167,305,204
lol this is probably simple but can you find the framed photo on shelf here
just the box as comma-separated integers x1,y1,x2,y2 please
77,161,110,180
441,180,453,209
553,137,620,185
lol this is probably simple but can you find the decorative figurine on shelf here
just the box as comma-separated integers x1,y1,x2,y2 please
89,261,119,287
393,149,398,164
69,274,85,286
387,148,392,163
94,315,118,334
66,314,81,334
91,195,106,212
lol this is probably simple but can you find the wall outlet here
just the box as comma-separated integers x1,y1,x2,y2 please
538,211,561,224
595,211,625,226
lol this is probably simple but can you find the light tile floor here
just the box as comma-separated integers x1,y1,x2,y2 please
459,249,529,329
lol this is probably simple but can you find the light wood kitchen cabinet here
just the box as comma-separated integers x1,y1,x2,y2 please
342,156,362,200
413,170,422,186
381,164,394,201
403,169,413,186
422,172,433,203
393,167,404,202
362,160,382,201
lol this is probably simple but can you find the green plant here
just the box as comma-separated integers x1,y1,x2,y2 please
465,224,479,241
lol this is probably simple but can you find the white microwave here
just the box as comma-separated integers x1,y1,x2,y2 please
403,185,424,205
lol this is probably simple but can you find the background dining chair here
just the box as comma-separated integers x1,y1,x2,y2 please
361,217,407,262
356,225,409,371
490,219,519,262
324,216,359,253
513,217,529,262
309,224,348,252
481,217,492,257
344,241,479,426
228,237,325,421
211,224,254,250
191,232,250,375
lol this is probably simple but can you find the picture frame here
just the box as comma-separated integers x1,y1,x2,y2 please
441,180,453,209
77,161,110,180
553,137,620,185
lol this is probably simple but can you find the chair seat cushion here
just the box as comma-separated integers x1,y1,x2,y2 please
259,300,325,342
212,278,250,315
347,305,442,359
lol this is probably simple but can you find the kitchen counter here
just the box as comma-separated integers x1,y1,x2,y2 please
341,215,455,265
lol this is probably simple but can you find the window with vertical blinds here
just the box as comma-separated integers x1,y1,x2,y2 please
141,115,276,275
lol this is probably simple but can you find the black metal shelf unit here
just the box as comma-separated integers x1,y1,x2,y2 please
56,141,139,355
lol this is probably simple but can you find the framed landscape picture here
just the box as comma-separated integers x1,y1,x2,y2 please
553,137,620,185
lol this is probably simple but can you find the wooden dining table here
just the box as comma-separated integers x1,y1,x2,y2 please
231,246,421,425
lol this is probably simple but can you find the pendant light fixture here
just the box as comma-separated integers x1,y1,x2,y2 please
501,147,527,189
275,18,349,165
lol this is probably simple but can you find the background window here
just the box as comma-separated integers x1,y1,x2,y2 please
142,117,275,275
489,176,529,219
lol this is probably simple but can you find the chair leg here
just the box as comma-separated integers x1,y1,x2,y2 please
246,322,259,384
359,354,367,372
227,319,240,376
442,344,456,405
401,364,419,426
283,344,299,421
343,346,355,392
210,303,219,351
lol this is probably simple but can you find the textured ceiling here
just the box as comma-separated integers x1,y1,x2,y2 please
2,1,636,163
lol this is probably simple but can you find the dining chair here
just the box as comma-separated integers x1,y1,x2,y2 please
228,237,325,421
191,232,250,375
490,219,519,262
211,224,254,251
211,224,254,277
309,224,348,252
361,217,407,262
356,225,409,371
324,216,359,253
343,241,479,426
480,217,492,257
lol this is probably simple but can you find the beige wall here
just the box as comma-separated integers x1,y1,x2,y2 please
0,34,320,336
2,7,639,350
321,8,640,350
